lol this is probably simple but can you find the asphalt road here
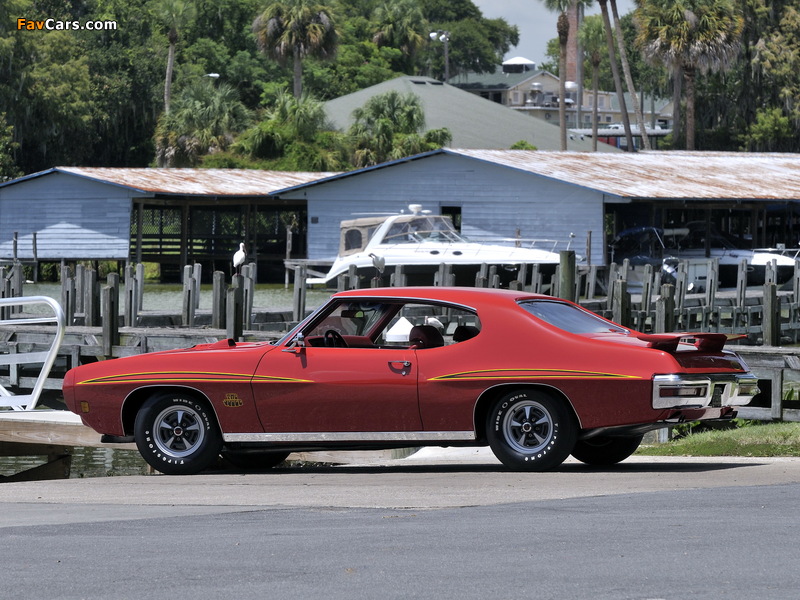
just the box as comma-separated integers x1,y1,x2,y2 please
1,452,800,599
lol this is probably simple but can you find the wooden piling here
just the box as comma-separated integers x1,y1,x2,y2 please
181,265,195,328
60,265,75,325
763,282,779,346
611,278,631,328
654,284,675,333
292,265,307,322
211,271,226,329
227,275,244,341
102,274,120,357
558,251,576,302
84,269,100,327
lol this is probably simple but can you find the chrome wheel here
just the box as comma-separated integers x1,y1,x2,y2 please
153,405,205,458
501,399,554,454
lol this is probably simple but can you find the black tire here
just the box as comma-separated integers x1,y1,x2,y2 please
486,390,576,471
221,449,290,471
134,393,222,475
571,434,644,466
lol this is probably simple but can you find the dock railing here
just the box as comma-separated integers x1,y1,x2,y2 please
0,296,65,411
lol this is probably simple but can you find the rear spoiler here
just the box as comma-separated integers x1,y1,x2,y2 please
635,332,743,353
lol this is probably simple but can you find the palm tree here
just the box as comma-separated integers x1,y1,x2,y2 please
610,0,650,150
155,80,252,167
597,0,634,150
372,0,427,74
158,0,196,114
252,0,338,99
634,0,744,150
349,91,451,167
579,15,605,151
541,0,593,151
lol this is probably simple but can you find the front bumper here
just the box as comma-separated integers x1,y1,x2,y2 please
652,373,760,410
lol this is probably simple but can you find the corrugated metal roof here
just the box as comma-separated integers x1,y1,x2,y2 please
20,167,339,196
448,149,800,201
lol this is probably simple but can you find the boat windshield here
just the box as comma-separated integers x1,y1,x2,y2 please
381,216,466,244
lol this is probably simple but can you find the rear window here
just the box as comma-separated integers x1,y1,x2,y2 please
518,299,628,335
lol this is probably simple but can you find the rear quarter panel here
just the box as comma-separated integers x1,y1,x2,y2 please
416,301,689,431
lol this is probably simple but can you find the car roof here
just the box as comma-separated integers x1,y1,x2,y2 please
332,286,551,306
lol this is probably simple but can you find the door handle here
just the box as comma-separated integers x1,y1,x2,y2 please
389,360,412,375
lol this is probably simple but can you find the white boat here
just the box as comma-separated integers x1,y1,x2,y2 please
306,205,562,287
610,224,796,290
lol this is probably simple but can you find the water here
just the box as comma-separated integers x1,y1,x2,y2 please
0,446,150,479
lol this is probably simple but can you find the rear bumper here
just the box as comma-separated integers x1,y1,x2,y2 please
652,373,759,410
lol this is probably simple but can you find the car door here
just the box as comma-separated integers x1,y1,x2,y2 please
251,344,420,433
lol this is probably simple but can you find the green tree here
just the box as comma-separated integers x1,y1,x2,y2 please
421,0,518,79
156,0,197,114
348,91,451,167
252,0,339,98
541,0,592,151
749,3,800,149
634,0,744,150
579,14,605,151
0,113,21,181
372,0,428,73
598,0,634,150
155,79,252,167
610,0,649,149
234,91,346,170
740,107,795,152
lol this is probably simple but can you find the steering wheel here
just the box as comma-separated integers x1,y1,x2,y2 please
323,329,347,348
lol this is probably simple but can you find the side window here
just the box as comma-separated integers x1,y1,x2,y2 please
306,301,387,339
378,303,481,347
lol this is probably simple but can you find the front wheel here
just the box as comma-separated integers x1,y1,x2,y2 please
486,390,576,471
134,393,222,475
571,434,644,466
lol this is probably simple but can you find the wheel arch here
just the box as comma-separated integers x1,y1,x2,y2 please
121,385,218,436
473,383,582,442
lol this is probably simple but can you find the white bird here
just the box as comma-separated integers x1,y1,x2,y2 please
233,242,246,274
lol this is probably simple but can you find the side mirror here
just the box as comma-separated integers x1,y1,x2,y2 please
282,333,305,354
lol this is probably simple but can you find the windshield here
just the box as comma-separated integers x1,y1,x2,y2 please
382,216,466,244
518,299,628,335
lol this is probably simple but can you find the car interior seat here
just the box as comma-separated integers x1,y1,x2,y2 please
452,325,480,342
408,325,445,349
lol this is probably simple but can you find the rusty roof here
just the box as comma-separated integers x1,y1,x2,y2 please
5,167,339,196
448,149,800,201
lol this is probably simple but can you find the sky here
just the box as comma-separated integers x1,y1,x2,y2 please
472,0,637,67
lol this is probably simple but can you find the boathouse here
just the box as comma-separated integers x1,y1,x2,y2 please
0,167,335,280
271,149,800,266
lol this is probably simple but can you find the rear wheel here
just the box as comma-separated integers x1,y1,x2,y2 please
571,434,644,466
486,390,576,471
134,393,222,475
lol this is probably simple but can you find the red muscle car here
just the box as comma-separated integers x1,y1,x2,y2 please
62,287,759,475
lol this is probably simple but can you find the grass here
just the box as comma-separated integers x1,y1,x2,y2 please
636,422,800,457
